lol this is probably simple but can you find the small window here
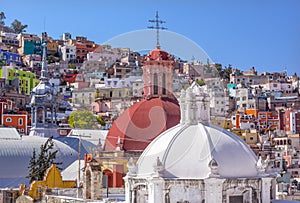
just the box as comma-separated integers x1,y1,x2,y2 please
6,118,12,122
18,118,23,126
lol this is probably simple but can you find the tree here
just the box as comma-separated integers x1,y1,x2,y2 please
0,12,6,26
69,110,101,129
222,64,233,81
195,79,206,86
26,136,61,183
97,115,106,126
27,148,37,183
10,19,28,34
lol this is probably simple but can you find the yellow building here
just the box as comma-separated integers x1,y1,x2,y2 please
242,130,259,145
47,40,58,55
210,118,232,129
25,164,76,200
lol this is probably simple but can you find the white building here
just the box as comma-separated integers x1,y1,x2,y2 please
124,84,276,203
205,77,229,117
60,44,76,62
87,51,121,63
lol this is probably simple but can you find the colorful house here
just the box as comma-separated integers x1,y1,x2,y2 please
18,34,42,56
0,50,22,66
25,164,76,200
0,66,39,95
2,113,28,136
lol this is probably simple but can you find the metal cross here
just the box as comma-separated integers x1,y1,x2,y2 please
148,11,167,49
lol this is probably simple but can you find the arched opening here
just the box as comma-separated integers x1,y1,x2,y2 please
133,185,148,203
85,170,91,199
37,107,44,124
153,73,158,95
162,73,166,95
103,169,113,188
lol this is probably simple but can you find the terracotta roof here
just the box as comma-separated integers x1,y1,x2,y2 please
148,48,170,60
105,97,180,151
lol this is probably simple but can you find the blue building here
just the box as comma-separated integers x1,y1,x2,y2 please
0,50,22,66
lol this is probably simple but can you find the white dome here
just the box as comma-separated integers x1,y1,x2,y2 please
137,123,258,179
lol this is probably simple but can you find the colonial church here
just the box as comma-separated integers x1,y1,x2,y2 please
29,42,59,137
123,82,276,203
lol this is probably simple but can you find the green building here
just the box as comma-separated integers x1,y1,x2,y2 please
0,67,40,95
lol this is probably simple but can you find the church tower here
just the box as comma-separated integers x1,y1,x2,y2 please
29,42,59,137
142,48,175,100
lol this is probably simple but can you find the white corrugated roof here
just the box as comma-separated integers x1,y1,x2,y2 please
68,129,108,146
0,127,21,140
61,160,84,181
0,136,78,188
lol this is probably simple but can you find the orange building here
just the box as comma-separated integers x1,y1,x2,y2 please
258,111,279,130
234,109,279,131
3,114,28,135
71,36,98,63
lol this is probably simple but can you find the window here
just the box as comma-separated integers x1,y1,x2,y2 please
249,136,254,140
229,196,243,203
18,118,23,126
6,118,12,122
154,73,158,94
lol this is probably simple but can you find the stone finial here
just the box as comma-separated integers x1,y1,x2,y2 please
179,89,186,125
97,138,102,157
256,155,269,176
153,157,164,177
186,87,197,125
127,157,137,176
179,82,210,126
208,158,220,178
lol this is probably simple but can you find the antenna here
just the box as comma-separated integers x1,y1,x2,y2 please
148,11,167,49
43,17,46,32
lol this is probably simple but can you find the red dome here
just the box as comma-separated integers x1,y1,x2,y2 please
148,48,170,60
105,98,180,151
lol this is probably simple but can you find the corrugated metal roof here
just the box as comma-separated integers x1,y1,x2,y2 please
0,127,21,140
0,136,78,188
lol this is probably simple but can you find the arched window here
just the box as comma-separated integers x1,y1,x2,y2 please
154,73,158,95
37,107,44,123
162,73,166,95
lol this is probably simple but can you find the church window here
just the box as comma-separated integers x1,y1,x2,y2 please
162,73,166,95
154,73,158,94
37,107,43,123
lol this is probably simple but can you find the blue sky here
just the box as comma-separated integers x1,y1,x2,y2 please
2,0,300,75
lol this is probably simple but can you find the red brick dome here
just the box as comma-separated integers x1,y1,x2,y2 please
148,48,171,60
105,98,180,151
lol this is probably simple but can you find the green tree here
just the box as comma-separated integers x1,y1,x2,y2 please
0,12,6,26
26,136,61,183
222,64,233,81
195,79,206,86
10,19,28,34
97,115,106,126
69,110,100,129
27,148,37,183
